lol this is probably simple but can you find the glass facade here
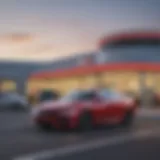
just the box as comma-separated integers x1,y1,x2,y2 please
95,45,160,63
100,72,140,93
28,72,160,106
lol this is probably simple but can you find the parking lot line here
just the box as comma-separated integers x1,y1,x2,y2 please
14,129,160,160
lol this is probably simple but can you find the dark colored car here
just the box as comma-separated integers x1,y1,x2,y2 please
38,89,60,102
0,92,28,111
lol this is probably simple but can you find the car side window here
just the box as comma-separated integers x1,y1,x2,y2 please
98,90,112,100
78,92,97,101
98,90,123,101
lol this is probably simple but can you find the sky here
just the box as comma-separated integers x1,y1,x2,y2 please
0,0,159,62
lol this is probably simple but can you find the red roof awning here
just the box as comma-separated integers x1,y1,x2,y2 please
29,62,160,80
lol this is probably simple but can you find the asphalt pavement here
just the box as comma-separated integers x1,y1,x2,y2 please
0,109,160,160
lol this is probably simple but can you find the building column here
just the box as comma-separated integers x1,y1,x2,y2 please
139,72,147,107
139,72,157,108
16,78,27,95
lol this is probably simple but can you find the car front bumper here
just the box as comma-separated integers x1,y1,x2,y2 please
34,113,78,130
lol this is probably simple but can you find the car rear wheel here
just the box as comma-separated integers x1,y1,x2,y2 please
121,111,134,127
37,123,52,131
78,112,93,131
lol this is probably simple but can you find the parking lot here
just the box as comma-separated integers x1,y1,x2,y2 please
0,109,160,160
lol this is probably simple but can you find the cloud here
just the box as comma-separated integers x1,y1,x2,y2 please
25,44,54,54
0,33,35,43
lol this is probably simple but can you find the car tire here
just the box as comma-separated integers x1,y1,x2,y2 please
37,123,52,132
78,112,93,131
121,111,134,127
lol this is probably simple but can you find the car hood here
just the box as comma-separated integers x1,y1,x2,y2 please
37,99,73,111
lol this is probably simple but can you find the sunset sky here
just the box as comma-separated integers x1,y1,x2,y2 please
0,0,160,62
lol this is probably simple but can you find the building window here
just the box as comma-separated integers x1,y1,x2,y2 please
95,51,108,64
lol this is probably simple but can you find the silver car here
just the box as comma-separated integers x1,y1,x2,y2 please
0,92,28,111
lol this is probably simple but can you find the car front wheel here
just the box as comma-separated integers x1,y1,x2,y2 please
121,111,134,127
37,123,52,132
78,112,93,131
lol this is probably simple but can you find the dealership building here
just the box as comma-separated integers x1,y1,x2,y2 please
28,31,160,104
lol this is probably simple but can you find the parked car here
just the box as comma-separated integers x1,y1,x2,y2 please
37,89,60,103
28,89,60,106
0,92,28,111
31,89,137,131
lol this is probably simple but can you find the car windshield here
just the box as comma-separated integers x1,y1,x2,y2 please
60,90,96,102
99,89,125,100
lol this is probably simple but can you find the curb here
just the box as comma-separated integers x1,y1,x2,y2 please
136,108,160,120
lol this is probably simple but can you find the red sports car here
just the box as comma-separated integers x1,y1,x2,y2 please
31,89,137,131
